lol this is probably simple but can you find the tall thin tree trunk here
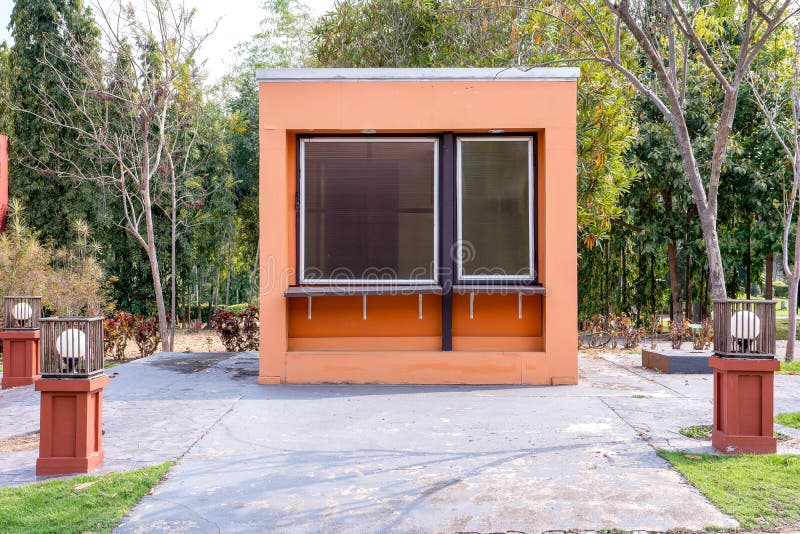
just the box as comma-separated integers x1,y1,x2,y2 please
650,254,656,316
685,254,692,321
169,182,177,352
225,236,232,307
787,274,799,362
212,268,221,310
746,222,752,300
621,240,627,308
248,243,259,304
142,189,169,352
668,242,682,321
765,252,774,300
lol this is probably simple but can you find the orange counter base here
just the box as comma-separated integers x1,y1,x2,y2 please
259,350,577,385
0,330,40,389
710,356,779,455
35,375,109,476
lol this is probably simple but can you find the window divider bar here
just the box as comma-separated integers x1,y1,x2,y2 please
441,133,455,351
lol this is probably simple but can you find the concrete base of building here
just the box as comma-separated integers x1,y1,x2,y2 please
641,348,713,374
261,350,577,385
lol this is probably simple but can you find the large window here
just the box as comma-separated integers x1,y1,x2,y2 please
457,137,534,280
300,138,438,283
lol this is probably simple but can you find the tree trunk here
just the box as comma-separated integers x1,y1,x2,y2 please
169,183,177,352
667,242,682,322
765,252,774,300
248,243,259,304
650,253,656,316
212,268,221,310
787,273,799,362
225,236,232,307
620,240,627,307
685,254,692,321
746,222,752,300
142,189,170,352
701,218,727,301
196,267,202,323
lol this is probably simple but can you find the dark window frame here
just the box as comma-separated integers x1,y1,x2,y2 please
297,135,440,285
452,133,539,287
295,133,539,289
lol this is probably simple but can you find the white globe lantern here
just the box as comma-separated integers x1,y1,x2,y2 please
730,310,761,340
11,302,32,321
55,329,87,360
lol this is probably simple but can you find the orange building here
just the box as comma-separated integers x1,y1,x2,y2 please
258,68,578,385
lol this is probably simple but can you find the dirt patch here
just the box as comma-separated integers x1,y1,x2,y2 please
120,331,226,360
147,353,232,374
0,431,39,453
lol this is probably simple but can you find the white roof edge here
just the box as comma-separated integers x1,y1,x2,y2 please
256,67,580,82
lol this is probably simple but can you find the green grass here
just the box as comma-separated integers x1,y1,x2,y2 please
679,424,789,441
659,451,800,529
680,425,713,439
776,412,800,430
779,360,800,375
775,318,800,341
0,462,172,534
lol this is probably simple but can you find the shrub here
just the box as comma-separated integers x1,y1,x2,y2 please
613,314,645,349
226,303,250,315
0,200,107,317
133,316,161,358
210,306,259,352
693,317,713,350
669,319,690,350
103,311,135,360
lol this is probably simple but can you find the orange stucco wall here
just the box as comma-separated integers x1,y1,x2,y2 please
259,77,577,384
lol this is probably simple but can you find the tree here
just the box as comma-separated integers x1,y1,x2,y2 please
0,199,106,316
7,0,102,243
8,0,214,350
219,0,314,308
0,43,12,135
750,25,800,361
530,0,796,300
311,0,637,246
160,99,232,349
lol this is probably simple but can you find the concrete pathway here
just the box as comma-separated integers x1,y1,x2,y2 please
1,351,799,532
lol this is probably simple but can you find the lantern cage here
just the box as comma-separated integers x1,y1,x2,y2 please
2,296,42,331
713,300,776,359
40,317,104,379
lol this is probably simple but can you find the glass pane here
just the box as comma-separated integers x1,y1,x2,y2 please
303,140,436,282
459,138,531,278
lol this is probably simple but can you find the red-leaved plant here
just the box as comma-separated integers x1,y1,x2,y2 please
133,315,161,358
210,306,259,352
103,310,136,360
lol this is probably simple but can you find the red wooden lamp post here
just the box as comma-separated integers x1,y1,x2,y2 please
1,297,42,389
711,300,778,454
36,317,107,476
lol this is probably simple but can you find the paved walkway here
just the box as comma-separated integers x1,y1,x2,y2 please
1,351,799,532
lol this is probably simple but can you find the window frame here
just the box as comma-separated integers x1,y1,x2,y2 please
455,135,537,283
298,136,440,285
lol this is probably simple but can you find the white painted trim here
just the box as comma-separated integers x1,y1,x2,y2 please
257,67,580,82
299,137,439,285
456,136,536,281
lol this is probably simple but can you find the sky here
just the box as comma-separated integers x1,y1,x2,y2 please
0,0,336,81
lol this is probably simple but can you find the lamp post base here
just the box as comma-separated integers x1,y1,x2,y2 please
0,330,40,389
709,356,779,454
35,375,108,476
